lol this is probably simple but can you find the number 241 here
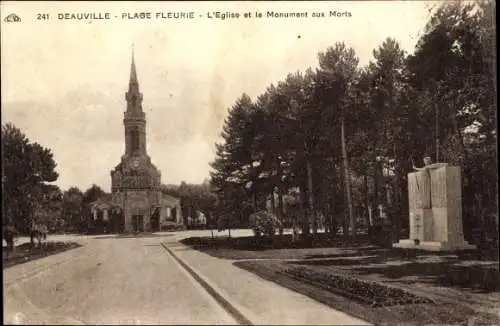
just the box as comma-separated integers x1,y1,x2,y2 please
37,13,49,20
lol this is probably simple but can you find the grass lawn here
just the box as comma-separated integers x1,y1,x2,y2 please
182,234,500,325
3,241,82,269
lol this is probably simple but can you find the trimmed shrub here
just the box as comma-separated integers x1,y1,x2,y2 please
249,211,282,237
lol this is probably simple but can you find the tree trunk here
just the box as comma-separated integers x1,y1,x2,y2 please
277,186,284,234
435,103,440,162
373,168,380,224
392,146,407,240
329,192,336,235
276,158,285,232
339,163,349,238
451,112,469,165
328,165,337,235
299,184,310,236
363,174,370,229
342,210,349,239
451,110,475,236
341,116,356,238
324,202,331,234
368,204,373,226
252,193,257,213
306,158,316,234
270,189,276,213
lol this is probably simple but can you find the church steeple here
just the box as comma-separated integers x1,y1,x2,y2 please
129,46,139,91
124,47,147,157
125,46,143,113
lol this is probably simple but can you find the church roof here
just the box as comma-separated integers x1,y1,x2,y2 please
161,193,181,205
129,47,138,89
90,195,113,207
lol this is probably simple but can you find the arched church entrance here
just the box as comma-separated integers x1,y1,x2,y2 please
110,208,125,233
132,215,144,232
151,207,160,232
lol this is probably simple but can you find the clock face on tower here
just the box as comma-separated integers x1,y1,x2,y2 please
132,158,140,169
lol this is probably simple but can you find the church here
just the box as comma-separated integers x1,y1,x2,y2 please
103,52,183,232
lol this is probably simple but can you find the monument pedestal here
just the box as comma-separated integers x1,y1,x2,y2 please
393,164,476,252
393,240,476,251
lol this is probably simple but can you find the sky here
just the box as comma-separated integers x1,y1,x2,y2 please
1,1,439,192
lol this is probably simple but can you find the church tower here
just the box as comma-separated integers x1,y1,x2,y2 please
110,49,183,233
124,50,147,158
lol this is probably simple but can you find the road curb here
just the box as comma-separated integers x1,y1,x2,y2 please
160,242,253,325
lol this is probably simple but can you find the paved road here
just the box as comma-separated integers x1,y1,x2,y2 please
4,231,244,325
4,229,355,325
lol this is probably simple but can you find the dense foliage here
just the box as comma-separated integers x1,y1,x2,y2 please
249,210,283,237
1,123,114,236
210,1,497,242
2,123,60,239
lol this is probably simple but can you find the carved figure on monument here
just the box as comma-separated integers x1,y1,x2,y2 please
412,156,448,209
412,156,448,172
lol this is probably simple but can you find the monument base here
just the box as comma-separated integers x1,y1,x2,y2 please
393,239,477,251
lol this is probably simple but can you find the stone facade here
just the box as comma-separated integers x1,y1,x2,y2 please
394,164,476,251
91,197,113,222
110,52,182,232
429,166,467,244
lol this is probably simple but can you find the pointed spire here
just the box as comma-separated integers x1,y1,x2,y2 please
125,44,144,113
129,44,138,88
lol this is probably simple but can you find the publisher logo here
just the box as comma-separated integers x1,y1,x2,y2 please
4,13,21,23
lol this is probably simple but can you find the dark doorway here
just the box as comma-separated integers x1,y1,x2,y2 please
119,211,125,232
132,215,144,232
171,207,177,221
110,210,125,233
94,211,105,234
151,208,160,232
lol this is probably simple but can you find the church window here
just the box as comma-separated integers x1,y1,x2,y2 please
131,127,140,151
